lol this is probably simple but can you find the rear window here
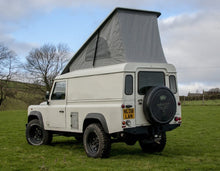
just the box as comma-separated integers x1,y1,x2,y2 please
169,75,177,94
138,71,165,94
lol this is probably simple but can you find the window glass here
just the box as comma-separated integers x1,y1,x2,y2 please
169,75,177,94
125,75,133,95
138,71,165,94
96,37,111,59
51,81,66,100
85,36,110,62
85,35,97,61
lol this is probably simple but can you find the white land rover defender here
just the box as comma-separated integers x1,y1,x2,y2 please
26,8,182,158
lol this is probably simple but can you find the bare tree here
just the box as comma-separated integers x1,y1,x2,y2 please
0,44,17,107
25,43,71,91
208,88,220,93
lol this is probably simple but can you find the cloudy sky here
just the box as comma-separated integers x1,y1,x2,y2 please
1,0,220,95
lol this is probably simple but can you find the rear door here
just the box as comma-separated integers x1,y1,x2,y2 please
135,69,166,126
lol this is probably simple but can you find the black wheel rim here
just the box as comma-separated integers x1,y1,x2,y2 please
29,125,43,144
87,132,99,153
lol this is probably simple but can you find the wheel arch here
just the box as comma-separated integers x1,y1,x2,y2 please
83,113,109,133
28,111,44,128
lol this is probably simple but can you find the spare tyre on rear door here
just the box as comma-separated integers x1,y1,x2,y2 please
143,86,176,125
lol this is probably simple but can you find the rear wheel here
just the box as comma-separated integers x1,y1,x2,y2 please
139,132,166,153
26,119,52,145
83,123,111,158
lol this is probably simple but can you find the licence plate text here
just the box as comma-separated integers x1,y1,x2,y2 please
123,108,135,119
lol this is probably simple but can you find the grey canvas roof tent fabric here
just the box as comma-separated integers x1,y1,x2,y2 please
62,8,166,74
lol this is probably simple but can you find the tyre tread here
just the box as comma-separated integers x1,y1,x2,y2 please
83,123,111,158
139,132,166,153
26,119,52,145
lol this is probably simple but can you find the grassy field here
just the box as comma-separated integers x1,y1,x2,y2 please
0,106,220,171
181,99,220,106
0,80,45,111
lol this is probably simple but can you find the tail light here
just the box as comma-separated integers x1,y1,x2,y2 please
122,121,126,128
174,116,182,122
174,117,179,121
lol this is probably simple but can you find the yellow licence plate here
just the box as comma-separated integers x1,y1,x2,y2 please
123,108,135,120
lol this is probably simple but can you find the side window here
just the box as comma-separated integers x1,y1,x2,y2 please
169,75,177,94
125,75,133,95
51,81,66,100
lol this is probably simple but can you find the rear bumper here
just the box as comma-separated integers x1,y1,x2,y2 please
123,124,180,135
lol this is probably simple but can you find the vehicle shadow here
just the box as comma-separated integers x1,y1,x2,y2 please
112,142,163,157
49,139,164,157
50,139,83,149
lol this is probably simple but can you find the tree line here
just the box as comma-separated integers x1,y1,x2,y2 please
0,43,71,107
180,89,220,101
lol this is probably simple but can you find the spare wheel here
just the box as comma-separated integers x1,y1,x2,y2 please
143,86,176,125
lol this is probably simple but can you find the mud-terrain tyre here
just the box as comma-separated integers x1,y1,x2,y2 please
143,86,176,125
83,123,111,158
139,132,166,153
26,119,52,145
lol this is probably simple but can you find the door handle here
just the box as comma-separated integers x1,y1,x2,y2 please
59,110,64,113
138,99,143,105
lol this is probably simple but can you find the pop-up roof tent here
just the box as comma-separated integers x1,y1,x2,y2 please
62,8,166,74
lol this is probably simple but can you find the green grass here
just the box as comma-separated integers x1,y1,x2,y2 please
181,99,220,106
0,106,220,170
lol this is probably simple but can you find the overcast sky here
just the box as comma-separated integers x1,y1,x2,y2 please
1,0,220,95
